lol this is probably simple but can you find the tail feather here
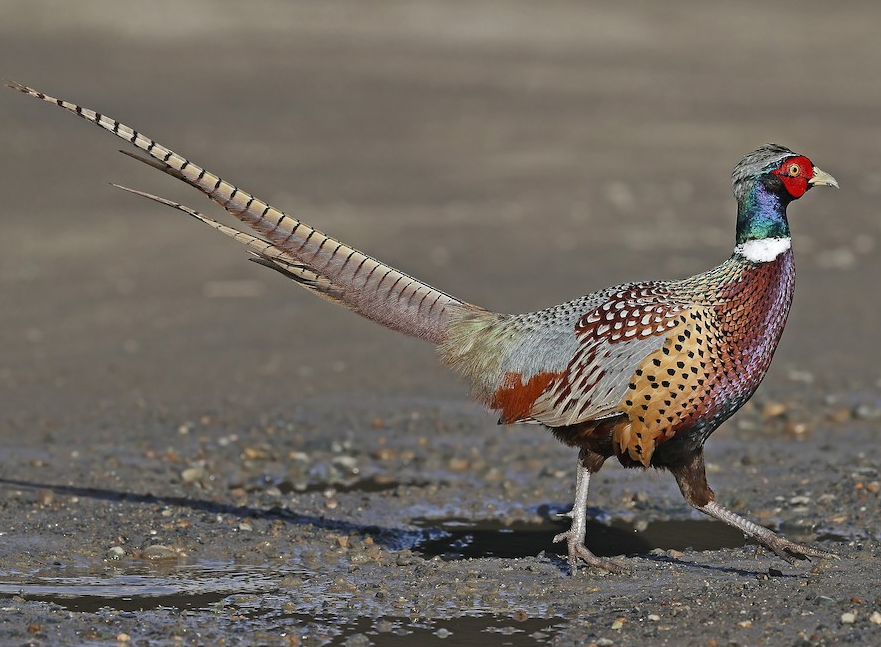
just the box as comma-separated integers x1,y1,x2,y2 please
113,185,350,307
8,81,479,343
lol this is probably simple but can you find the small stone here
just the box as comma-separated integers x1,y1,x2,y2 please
342,633,371,647
611,617,625,630
762,401,788,418
513,610,528,622
116,634,131,643
396,552,416,566
737,620,753,628
180,466,206,483
434,628,452,638
841,612,856,624
596,639,615,646
866,482,880,494
375,620,394,633
647,614,661,622
827,408,852,423
142,545,176,560
448,457,470,472
105,546,126,560
853,404,881,421
790,495,811,505
243,446,271,460
869,611,881,625
667,549,684,559
333,455,359,471
785,421,810,436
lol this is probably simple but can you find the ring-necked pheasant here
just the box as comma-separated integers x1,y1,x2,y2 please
8,82,839,573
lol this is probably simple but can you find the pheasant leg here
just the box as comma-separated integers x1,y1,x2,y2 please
671,451,836,563
699,501,836,562
553,460,627,573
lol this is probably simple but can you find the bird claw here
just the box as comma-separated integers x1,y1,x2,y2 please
553,530,629,574
755,534,838,563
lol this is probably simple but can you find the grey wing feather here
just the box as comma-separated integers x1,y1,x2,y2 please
442,283,684,427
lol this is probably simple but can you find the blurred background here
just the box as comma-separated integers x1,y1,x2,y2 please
1,0,879,433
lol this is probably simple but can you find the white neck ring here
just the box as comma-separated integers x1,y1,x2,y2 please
734,237,791,263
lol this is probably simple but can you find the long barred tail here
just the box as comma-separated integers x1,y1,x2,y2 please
7,81,480,344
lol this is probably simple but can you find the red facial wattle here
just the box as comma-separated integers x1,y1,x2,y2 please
771,156,813,199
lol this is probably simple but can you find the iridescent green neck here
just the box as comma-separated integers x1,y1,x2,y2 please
736,177,791,245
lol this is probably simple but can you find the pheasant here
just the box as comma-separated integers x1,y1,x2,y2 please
8,82,839,573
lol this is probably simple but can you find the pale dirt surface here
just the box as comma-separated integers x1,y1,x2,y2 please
1,1,881,645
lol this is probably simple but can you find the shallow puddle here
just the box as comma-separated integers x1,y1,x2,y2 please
310,615,563,646
412,517,748,559
0,561,294,612
0,560,563,645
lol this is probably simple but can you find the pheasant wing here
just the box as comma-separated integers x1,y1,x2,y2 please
525,284,690,428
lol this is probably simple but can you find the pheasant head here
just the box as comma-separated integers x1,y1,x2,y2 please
731,144,838,256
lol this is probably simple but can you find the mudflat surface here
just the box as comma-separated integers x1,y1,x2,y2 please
1,1,880,645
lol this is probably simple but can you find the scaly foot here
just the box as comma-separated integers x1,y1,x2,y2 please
753,532,838,563
553,528,629,574
698,500,838,564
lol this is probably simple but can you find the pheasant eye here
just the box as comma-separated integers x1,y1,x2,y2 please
788,163,801,177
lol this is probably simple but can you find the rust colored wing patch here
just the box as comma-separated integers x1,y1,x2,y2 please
491,371,560,424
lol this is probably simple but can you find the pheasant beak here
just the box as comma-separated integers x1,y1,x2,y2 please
808,166,839,189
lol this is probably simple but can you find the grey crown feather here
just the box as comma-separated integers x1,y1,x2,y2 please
731,143,797,201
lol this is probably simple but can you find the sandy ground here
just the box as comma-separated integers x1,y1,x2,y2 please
1,1,881,645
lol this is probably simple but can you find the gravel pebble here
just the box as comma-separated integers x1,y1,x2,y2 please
141,545,176,560
853,404,881,421
181,466,206,483
342,633,371,647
